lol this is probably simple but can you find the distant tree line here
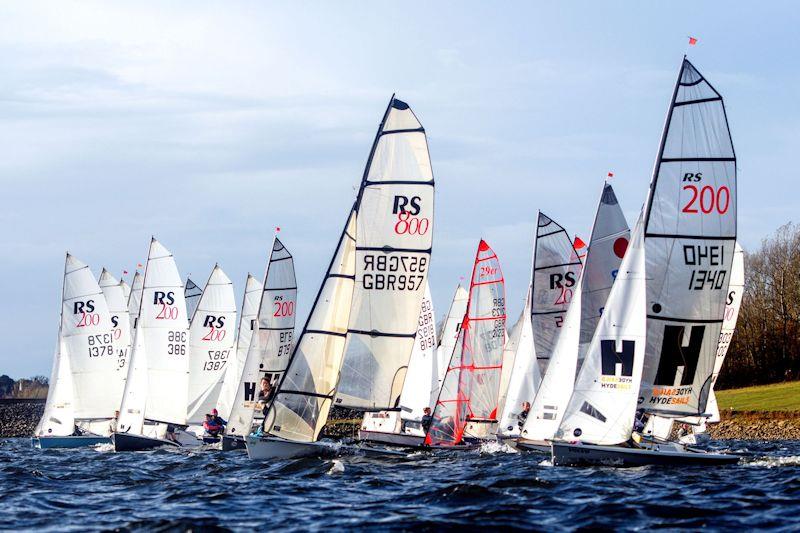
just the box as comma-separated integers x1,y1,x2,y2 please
717,223,800,389
0,375,49,399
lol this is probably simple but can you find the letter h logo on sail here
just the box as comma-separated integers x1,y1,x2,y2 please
244,382,256,402
654,325,704,386
600,340,635,377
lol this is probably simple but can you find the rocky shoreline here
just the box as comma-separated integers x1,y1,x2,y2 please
2,401,799,441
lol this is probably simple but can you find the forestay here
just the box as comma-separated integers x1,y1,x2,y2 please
397,283,437,421
497,287,540,437
61,254,116,421
531,212,583,373
426,240,506,446
227,238,297,437
639,58,737,416
521,273,584,442
218,274,262,426
128,272,143,331
186,266,237,424
557,217,647,445
184,277,202,325
99,269,132,404
336,97,435,410
433,285,468,406
36,334,74,436
265,211,357,443
579,183,630,362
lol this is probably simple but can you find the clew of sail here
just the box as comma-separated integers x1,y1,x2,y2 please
61,254,116,421
556,216,647,445
497,287,540,437
99,269,132,407
265,211,357,443
426,240,506,446
531,212,583,374
579,183,631,363
184,277,202,326
521,271,584,442
335,97,435,410
227,238,297,436
218,274,262,428
186,266,237,425
639,58,737,417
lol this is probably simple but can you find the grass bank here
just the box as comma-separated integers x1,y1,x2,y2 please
716,381,800,412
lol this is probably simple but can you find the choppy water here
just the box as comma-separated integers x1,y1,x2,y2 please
2,438,800,531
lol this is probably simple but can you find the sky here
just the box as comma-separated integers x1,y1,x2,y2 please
1,1,797,378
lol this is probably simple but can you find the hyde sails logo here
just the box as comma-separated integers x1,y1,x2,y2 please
392,195,429,236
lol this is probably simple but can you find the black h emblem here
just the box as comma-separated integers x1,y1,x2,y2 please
600,340,635,377
654,325,704,386
244,382,256,402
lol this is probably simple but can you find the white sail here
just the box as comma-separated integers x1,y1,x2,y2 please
497,287,540,437
265,211,357,443
61,254,116,421
579,183,631,362
521,274,584,442
119,239,190,431
433,284,468,406
557,217,647,445
218,273,262,425
36,334,74,436
128,271,143,331
531,212,582,374
639,58,737,417
184,277,202,325
226,238,298,437
186,266,237,424
397,283,437,421
336,97,435,410
121,279,131,302
99,269,132,406
710,242,744,412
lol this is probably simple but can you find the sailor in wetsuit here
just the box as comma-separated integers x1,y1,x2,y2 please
517,401,531,430
203,413,224,439
421,407,433,432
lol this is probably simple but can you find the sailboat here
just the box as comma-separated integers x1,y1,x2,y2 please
185,265,237,443
358,283,437,446
247,96,434,459
425,240,506,447
112,238,193,451
217,274,262,451
184,277,202,323
551,57,740,467
223,238,297,451
530,212,583,376
34,254,116,448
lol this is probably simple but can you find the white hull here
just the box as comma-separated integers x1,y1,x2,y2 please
358,429,425,448
245,435,336,460
515,438,551,453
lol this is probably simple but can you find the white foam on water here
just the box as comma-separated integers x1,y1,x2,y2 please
538,458,554,467
745,455,800,468
327,459,345,475
94,443,114,453
479,440,518,454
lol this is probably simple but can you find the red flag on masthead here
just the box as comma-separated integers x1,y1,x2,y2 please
688,36,698,46
574,236,587,249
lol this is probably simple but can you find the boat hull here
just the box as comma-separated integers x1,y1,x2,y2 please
551,441,739,467
515,438,551,453
358,429,425,448
111,432,181,452
245,435,335,460
222,435,246,451
32,435,110,449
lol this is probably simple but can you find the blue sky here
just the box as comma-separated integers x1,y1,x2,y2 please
2,2,797,378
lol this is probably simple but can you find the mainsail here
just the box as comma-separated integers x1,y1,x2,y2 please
218,273,262,426
186,266,237,424
128,271,143,330
265,211,357,443
426,240,506,446
226,238,297,437
397,283,438,421
185,277,202,325
579,183,631,362
61,254,116,421
433,284,468,405
497,287,540,437
639,58,737,417
99,269,132,403
530,212,583,373
336,97,435,410
557,217,647,445
121,279,131,302
118,239,190,433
